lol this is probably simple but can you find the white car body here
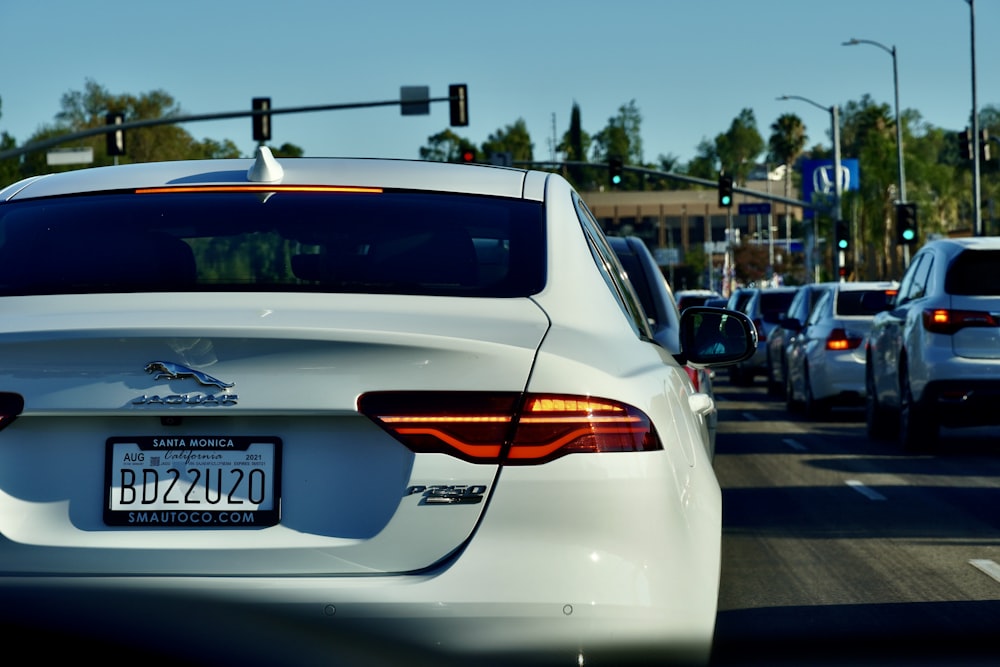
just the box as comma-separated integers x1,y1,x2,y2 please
866,237,1000,452
0,151,751,664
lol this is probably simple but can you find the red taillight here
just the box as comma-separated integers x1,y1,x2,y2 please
0,392,25,432
683,365,700,391
753,318,766,341
358,392,661,465
922,308,1000,335
826,327,863,351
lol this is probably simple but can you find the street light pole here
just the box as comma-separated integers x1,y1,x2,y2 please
778,95,842,283
969,0,983,236
844,37,909,263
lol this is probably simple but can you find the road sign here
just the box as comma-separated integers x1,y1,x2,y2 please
46,147,94,166
738,202,771,215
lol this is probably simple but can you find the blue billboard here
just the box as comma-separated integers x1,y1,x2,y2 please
799,158,859,218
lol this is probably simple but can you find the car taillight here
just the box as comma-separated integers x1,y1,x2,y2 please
922,308,1000,335
358,391,662,465
753,318,766,341
0,392,25,432
826,327,863,351
683,365,700,391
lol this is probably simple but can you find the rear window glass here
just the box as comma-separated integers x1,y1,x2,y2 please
946,249,1000,296
760,291,795,316
0,190,546,297
836,289,894,316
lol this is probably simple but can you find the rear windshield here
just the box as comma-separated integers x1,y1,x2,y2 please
760,291,795,317
946,249,1000,296
836,289,894,316
0,190,546,297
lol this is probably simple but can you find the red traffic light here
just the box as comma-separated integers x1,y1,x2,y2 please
461,150,475,164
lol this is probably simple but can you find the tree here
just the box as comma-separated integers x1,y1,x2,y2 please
481,118,534,164
0,97,22,187
418,129,477,162
591,100,643,189
715,108,764,185
558,102,591,189
15,79,249,178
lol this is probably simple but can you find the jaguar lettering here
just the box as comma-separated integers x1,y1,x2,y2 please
132,394,238,406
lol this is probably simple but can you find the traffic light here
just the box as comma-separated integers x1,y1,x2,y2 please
896,203,918,245
718,173,734,207
959,127,973,161
835,219,850,251
460,148,476,164
981,129,991,161
252,97,272,142
105,112,125,156
608,157,624,187
449,84,469,127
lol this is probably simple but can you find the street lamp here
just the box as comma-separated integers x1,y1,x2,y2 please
843,37,911,264
777,95,842,283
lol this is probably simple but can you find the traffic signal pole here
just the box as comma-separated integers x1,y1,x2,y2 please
0,89,468,161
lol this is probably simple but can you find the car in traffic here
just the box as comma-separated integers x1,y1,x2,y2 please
726,286,798,386
0,149,757,665
865,237,1000,452
765,283,835,396
674,288,723,312
784,281,898,419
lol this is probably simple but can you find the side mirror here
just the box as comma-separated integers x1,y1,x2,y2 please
680,307,758,368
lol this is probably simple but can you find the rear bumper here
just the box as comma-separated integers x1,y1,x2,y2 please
919,380,1000,427
0,453,721,665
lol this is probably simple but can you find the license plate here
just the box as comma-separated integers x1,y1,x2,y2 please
104,436,281,527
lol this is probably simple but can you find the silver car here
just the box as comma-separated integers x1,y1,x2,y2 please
785,281,898,419
766,283,836,396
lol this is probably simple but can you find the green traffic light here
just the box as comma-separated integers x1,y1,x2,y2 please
901,229,915,241
612,175,622,185
720,195,731,206
838,239,848,250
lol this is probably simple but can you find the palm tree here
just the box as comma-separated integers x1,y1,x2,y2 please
768,114,808,255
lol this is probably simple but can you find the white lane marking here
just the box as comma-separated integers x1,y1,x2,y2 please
845,479,887,501
969,559,1000,584
783,438,806,451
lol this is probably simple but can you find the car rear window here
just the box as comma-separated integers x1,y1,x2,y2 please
836,289,894,316
0,190,546,297
760,291,795,317
945,249,1000,296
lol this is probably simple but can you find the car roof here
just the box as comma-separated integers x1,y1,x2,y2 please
0,151,550,203
832,280,899,291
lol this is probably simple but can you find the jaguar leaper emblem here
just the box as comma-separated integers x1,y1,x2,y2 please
145,361,235,390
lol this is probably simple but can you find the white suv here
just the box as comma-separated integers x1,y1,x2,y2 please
865,237,1000,451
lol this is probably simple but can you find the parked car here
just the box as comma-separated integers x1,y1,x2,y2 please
726,286,798,386
674,288,723,312
784,281,898,419
0,149,757,665
866,237,1000,452
765,283,836,396
608,236,749,458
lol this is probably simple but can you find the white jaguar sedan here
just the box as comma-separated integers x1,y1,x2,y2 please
0,149,754,666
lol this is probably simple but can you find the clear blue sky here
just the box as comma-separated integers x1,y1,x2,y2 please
3,0,996,166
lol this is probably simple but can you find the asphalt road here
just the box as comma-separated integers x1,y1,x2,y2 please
707,377,1000,666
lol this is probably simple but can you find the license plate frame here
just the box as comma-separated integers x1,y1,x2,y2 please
104,436,281,528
